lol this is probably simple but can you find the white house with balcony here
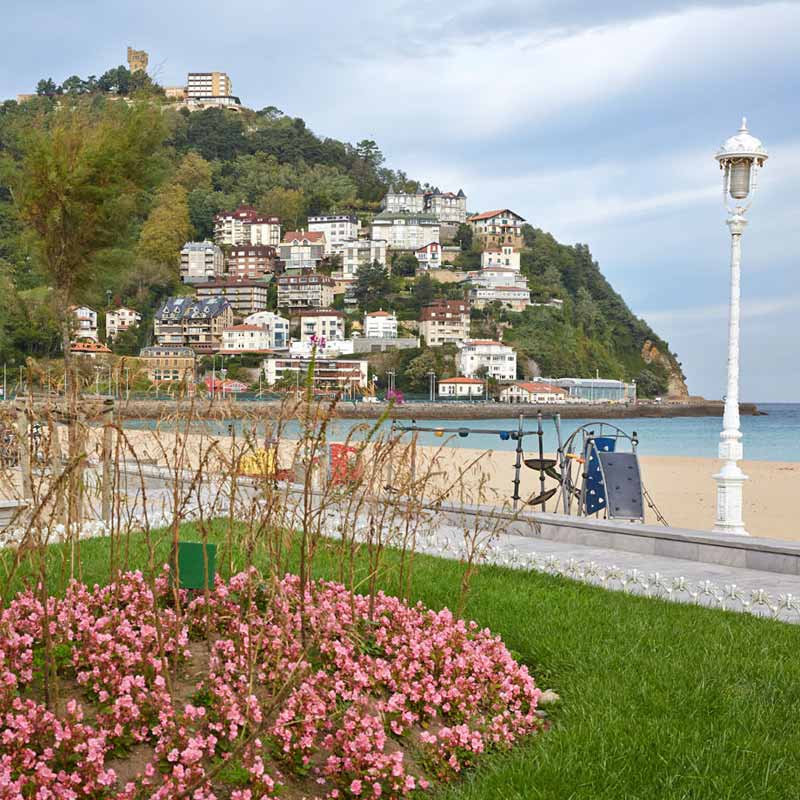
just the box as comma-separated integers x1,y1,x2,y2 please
481,246,521,271
415,242,442,269
469,284,531,312
106,307,141,340
363,310,398,339
298,310,345,344
279,231,326,270
468,268,528,288
308,215,360,255
69,305,98,341
370,212,440,250
243,311,290,349
339,239,387,278
458,340,517,381
221,324,273,353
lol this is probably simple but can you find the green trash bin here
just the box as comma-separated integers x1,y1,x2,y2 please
175,541,217,590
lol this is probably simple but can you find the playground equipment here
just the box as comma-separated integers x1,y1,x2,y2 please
391,414,666,524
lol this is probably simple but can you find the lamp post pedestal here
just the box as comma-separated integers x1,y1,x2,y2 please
713,212,748,536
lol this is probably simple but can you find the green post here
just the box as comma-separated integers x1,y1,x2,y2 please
175,541,217,589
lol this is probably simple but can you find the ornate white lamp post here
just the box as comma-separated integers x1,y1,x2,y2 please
713,118,768,535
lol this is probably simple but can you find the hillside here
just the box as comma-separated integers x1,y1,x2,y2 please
0,67,686,397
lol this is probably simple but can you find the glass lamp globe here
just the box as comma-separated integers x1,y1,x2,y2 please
715,118,768,202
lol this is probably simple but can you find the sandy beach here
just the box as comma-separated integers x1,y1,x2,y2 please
112,430,800,541
3,425,797,542
435,448,800,541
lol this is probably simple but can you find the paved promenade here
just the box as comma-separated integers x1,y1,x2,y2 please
123,475,800,623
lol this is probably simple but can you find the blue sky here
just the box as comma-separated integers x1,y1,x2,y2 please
4,1,798,401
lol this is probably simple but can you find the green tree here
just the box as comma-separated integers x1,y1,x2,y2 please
454,223,473,251
4,101,167,359
36,78,59,96
412,273,435,308
521,223,536,249
258,186,306,229
173,152,213,193
354,261,390,311
137,183,192,269
184,108,249,161
392,252,418,277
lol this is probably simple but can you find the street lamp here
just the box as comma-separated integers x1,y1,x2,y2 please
427,370,436,403
713,117,768,536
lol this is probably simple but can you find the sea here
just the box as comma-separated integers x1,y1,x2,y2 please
122,402,800,463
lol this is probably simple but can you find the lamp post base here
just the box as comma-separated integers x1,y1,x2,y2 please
713,460,749,536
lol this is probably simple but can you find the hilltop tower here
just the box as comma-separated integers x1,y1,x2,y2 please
127,47,149,73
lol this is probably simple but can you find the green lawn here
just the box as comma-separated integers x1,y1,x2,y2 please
5,527,800,799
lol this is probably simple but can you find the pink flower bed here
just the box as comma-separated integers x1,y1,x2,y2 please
0,568,543,798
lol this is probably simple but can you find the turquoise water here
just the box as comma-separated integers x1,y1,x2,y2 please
122,403,800,462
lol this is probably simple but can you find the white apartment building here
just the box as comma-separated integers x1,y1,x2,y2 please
438,377,485,399
469,285,531,312
459,340,517,381
106,307,142,340
308,215,359,255
419,300,471,347
370,212,440,251
298,310,345,343
276,273,335,311
481,246,521,271
279,231,326,270
243,311,290,348
415,242,442,269
339,239,387,278
499,382,568,404
213,206,281,247
187,71,232,98
221,325,273,353
363,310,398,338
468,268,529,289
180,241,225,284
263,356,368,391
69,306,98,341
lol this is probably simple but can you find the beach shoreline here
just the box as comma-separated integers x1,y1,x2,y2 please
25,398,761,421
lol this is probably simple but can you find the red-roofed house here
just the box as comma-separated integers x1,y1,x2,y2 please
70,341,112,358
415,241,442,269
499,381,568,405
467,209,525,250
279,231,327,270
438,376,485,399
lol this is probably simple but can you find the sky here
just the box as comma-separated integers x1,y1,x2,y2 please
3,0,799,401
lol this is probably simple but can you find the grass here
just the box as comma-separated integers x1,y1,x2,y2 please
4,525,800,799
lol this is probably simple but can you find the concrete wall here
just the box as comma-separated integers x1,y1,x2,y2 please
436,503,800,577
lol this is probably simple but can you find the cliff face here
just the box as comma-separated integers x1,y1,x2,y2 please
641,340,688,398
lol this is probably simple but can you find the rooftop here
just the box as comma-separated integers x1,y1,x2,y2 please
282,231,326,244
512,382,568,394
224,324,268,332
468,209,525,223
439,377,484,385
